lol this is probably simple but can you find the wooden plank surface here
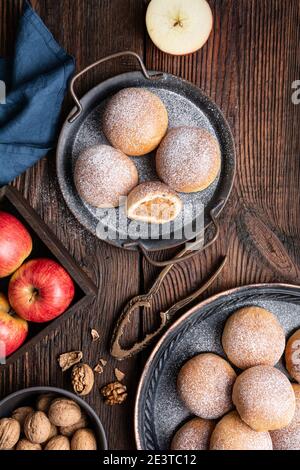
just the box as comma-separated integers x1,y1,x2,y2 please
0,0,300,450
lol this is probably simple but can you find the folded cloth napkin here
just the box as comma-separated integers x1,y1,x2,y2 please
0,0,75,186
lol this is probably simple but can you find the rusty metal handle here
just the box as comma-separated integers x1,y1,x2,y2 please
68,51,163,123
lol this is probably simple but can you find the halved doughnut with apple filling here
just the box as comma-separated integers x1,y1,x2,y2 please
126,182,182,224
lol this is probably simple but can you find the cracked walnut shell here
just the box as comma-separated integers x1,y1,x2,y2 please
58,351,83,372
24,411,51,444
0,418,21,450
72,364,94,396
101,381,128,405
48,398,82,427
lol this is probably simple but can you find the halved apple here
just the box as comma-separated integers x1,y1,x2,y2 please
146,0,213,56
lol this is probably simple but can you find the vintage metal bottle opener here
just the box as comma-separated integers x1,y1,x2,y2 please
111,253,227,360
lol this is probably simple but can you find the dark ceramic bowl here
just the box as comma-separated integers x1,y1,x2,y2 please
0,386,108,450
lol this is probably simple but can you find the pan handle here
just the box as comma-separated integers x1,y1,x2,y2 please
68,51,164,123
123,200,224,267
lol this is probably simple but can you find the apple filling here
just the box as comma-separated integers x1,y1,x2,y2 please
133,197,177,222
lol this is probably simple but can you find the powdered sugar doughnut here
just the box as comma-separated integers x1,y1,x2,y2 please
177,353,237,419
210,411,273,450
74,145,138,208
156,127,221,193
233,366,296,432
271,384,300,450
222,306,285,370
103,88,168,156
171,417,215,451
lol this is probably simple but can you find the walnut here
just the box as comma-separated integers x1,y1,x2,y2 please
58,351,83,372
12,406,34,428
72,364,94,396
60,413,89,437
47,423,58,441
44,435,70,450
48,398,82,427
71,428,97,450
36,393,55,412
16,439,42,451
0,418,21,450
101,381,128,405
24,411,51,444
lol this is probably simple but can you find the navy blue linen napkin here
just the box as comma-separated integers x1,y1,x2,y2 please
0,0,75,185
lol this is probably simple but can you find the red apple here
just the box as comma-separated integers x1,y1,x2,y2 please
0,293,28,358
8,259,75,323
0,211,32,278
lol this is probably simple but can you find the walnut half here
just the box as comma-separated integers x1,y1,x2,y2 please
101,382,128,405
72,364,94,396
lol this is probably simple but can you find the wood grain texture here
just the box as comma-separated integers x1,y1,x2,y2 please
0,0,300,450
0,0,144,450
142,0,300,336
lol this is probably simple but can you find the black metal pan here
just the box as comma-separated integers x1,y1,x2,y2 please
56,51,235,266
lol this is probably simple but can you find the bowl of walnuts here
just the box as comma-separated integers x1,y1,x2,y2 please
0,386,107,450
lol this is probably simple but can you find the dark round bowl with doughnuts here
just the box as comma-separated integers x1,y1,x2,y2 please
135,283,300,450
57,51,236,266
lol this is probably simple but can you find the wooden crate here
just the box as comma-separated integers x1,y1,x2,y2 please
0,186,98,366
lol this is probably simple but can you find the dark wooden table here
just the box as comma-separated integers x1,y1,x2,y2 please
0,0,300,450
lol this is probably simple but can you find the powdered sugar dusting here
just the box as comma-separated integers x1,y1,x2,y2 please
233,365,296,431
103,88,168,155
149,298,300,449
72,87,220,234
270,384,300,449
222,306,286,369
171,418,215,450
211,411,273,450
157,127,221,192
74,145,138,207
177,353,236,419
